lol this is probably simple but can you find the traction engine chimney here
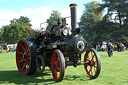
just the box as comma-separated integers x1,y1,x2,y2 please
69,3,77,36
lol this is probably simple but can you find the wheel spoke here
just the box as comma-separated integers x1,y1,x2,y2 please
91,51,94,61
26,49,29,54
26,53,30,59
91,55,94,61
91,70,93,76
24,42,28,51
55,57,60,66
26,59,30,65
91,51,93,56
22,62,27,71
56,66,61,71
19,59,26,63
18,52,24,55
89,66,93,75
86,57,91,62
55,61,58,66
94,61,97,70
56,57,60,63
89,66,92,72
20,44,26,52
87,58,91,61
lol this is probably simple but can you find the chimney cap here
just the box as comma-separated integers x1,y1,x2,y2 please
69,4,77,8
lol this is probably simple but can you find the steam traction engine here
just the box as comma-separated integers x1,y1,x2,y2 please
16,4,101,82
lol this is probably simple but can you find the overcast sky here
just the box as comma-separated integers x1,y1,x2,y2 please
0,0,102,29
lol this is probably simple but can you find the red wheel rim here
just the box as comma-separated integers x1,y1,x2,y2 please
16,40,30,74
51,51,62,81
84,50,98,78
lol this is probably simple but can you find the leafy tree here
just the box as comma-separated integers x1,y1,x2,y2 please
93,19,118,42
0,27,4,43
100,0,128,27
98,0,128,42
1,16,31,44
10,16,32,27
46,11,62,30
79,1,103,43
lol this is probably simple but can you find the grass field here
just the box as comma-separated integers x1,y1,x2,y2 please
0,51,128,85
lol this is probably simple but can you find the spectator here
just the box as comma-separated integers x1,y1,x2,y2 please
97,44,100,51
0,45,3,50
117,43,121,52
6,46,11,51
101,44,106,52
121,43,125,52
107,42,114,57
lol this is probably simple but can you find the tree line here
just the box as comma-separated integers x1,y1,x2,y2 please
79,0,128,43
0,0,128,44
0,16,32,44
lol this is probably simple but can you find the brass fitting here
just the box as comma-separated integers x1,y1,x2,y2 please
69,4,77,8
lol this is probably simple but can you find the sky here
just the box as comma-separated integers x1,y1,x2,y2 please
0,0,102,29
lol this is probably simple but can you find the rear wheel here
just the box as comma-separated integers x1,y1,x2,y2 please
84,48,101,79
51,49,65,82
16,38,37,75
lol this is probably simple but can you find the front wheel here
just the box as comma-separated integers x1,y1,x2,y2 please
84,48,101,79
51,49,65,82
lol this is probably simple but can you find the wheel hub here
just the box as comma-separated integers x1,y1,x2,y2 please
88,61,95,66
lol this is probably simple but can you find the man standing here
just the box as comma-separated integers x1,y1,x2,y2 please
107,42,114,57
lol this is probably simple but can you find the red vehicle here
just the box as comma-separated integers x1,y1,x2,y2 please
16,4,101,82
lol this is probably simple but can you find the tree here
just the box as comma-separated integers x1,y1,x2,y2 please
79,1,103,43
1,16,31,44
10,16,32,27
0,27,4,43
101,0,128,27
46,11,62,30
98,0,128,42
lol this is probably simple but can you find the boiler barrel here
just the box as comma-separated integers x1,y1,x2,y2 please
50,36,86,54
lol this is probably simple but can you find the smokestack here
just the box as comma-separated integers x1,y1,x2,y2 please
69,4,77,36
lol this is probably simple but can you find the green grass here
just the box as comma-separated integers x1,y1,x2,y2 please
0,50,7,53
0,51,128,85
